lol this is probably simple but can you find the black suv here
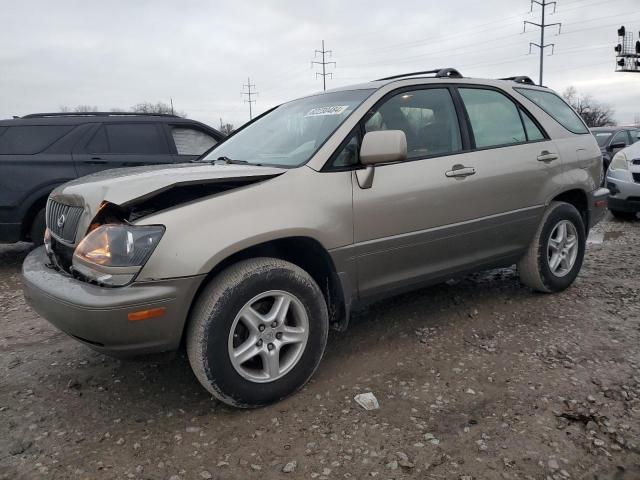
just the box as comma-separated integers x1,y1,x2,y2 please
0,112,223,244
591,126,640,172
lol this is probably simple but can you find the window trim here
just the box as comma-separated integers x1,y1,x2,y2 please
514,87,590,135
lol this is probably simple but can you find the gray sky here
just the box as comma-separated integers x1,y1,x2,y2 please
2,0,639,128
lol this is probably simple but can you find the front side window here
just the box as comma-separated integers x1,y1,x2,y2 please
203,89,374,167
611,131,628,147
172,127,217,155
631,130,640,143
0,125,73,154
515,88,589,134
364,88,462,158
459,88,526,148
105,124,167,154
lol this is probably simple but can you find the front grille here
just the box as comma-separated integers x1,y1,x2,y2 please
633,173,640,184
47,199,84,243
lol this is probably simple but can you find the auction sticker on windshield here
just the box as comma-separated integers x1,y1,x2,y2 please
305,105,349,117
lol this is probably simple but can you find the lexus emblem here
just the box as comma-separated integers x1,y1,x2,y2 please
56,214,66,229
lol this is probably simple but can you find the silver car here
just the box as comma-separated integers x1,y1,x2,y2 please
23,69,609,407
605,139,640,220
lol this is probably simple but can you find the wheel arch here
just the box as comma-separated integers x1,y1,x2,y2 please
549,188,589,232
182,236,349,344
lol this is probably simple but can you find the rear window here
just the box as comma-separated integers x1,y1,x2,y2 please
515,88,589,134
0,125,74,154
171,127,217,155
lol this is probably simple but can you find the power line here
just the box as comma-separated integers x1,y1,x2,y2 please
524,0,562,85
241,77,258,120
311,40,336,91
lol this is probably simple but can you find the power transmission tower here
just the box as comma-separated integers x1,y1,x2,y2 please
311,40,336,91
524,0,562,86
242,77,258,120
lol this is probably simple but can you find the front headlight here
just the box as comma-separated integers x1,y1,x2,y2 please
609,151,628,171
72,224,165,286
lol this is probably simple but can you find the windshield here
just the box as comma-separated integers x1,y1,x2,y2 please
203,89,374,167
592,131,613,147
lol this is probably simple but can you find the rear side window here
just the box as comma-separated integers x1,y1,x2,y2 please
171,127,217,155
515,88,589,134
0,125,73,154
104,124,167,154
459,88,526,148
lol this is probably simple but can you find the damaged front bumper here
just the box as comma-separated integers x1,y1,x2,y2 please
23,247,204,356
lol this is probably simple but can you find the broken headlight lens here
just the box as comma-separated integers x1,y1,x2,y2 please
72,224,165,286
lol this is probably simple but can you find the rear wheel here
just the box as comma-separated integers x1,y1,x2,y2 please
610,209,637,221
29,208,46,245
186,257,328,408
517,201,586,293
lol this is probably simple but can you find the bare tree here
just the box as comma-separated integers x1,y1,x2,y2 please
562,87,616,127
220,123,234,135
130,101,186,117
74,105,99,112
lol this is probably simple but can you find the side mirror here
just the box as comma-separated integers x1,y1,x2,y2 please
360,130,407,165
609,141,626,151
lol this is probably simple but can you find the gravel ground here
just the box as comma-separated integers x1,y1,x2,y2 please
1,214,639,480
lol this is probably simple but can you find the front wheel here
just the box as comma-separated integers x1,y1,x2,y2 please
186,258,329,408
517,201,586,293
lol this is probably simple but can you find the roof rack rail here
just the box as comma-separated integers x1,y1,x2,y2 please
21,112,181,119
375,68,463,82
499,76,536,85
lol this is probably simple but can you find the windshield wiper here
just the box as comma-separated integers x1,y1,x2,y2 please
213,156,262,166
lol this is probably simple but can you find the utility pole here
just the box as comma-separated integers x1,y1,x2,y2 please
311,40,336,91
524,0,562,86
170,98,174,115
242,77,258,120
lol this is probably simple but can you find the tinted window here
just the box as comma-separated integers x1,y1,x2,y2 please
631,130,640,143
105,124,166,154
515,88,589,134
459,88,526,148
365,88,461,158
172,127,217,155
520,108,545,141
0,125,73,154
85,126,109,153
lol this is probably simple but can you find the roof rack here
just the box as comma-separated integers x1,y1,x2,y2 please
21,112,181,119
499,76,536,85
375,68,463,82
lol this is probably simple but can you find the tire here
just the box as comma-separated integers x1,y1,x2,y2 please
610,209,637,221
29,208,46,245
517,201,586,293
186,257,329,408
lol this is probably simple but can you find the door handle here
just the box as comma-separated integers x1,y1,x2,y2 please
445,165,476,178
537,151,559,162
83,157,108,164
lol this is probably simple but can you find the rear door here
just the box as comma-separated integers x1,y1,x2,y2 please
165,124,219,162
73,122,173,176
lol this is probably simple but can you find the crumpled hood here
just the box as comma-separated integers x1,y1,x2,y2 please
54,162,285,205
49,163,286,240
